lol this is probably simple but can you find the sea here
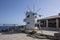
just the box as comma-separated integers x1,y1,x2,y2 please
0,26,13,31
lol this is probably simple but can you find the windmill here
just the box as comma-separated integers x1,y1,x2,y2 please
24,4,42,32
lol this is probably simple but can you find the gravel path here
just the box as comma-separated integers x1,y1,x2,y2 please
0,33,49,40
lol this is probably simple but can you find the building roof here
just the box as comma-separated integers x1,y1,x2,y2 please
38,15,60,20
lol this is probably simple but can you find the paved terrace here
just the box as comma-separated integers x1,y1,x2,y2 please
0,30,59,40
0,33,49,40
37,30,59,36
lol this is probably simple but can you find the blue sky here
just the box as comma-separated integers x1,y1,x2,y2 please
0,0,60,25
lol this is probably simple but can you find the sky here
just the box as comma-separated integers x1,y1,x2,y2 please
0,0,60,25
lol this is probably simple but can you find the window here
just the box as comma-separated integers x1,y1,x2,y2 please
35,24,39,27
24,19,26,22
37,20,39,22
33,13,35,15
27,22,30,24
35,16,37,18
27,15,30,18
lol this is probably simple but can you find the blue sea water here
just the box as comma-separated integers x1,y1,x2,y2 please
0,26,12,31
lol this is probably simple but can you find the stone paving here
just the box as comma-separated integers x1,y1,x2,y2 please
0,33,49,40
37,30,59,36
0,30,58,40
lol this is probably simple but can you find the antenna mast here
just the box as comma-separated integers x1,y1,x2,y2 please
33,4,35,12
36,8,41,13
27,5,31,12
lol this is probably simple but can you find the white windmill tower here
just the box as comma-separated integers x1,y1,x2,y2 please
24,5,41,31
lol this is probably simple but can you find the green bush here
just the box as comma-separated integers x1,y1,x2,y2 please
29,30,36,35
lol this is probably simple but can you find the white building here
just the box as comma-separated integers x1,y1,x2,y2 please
24,11,38,30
